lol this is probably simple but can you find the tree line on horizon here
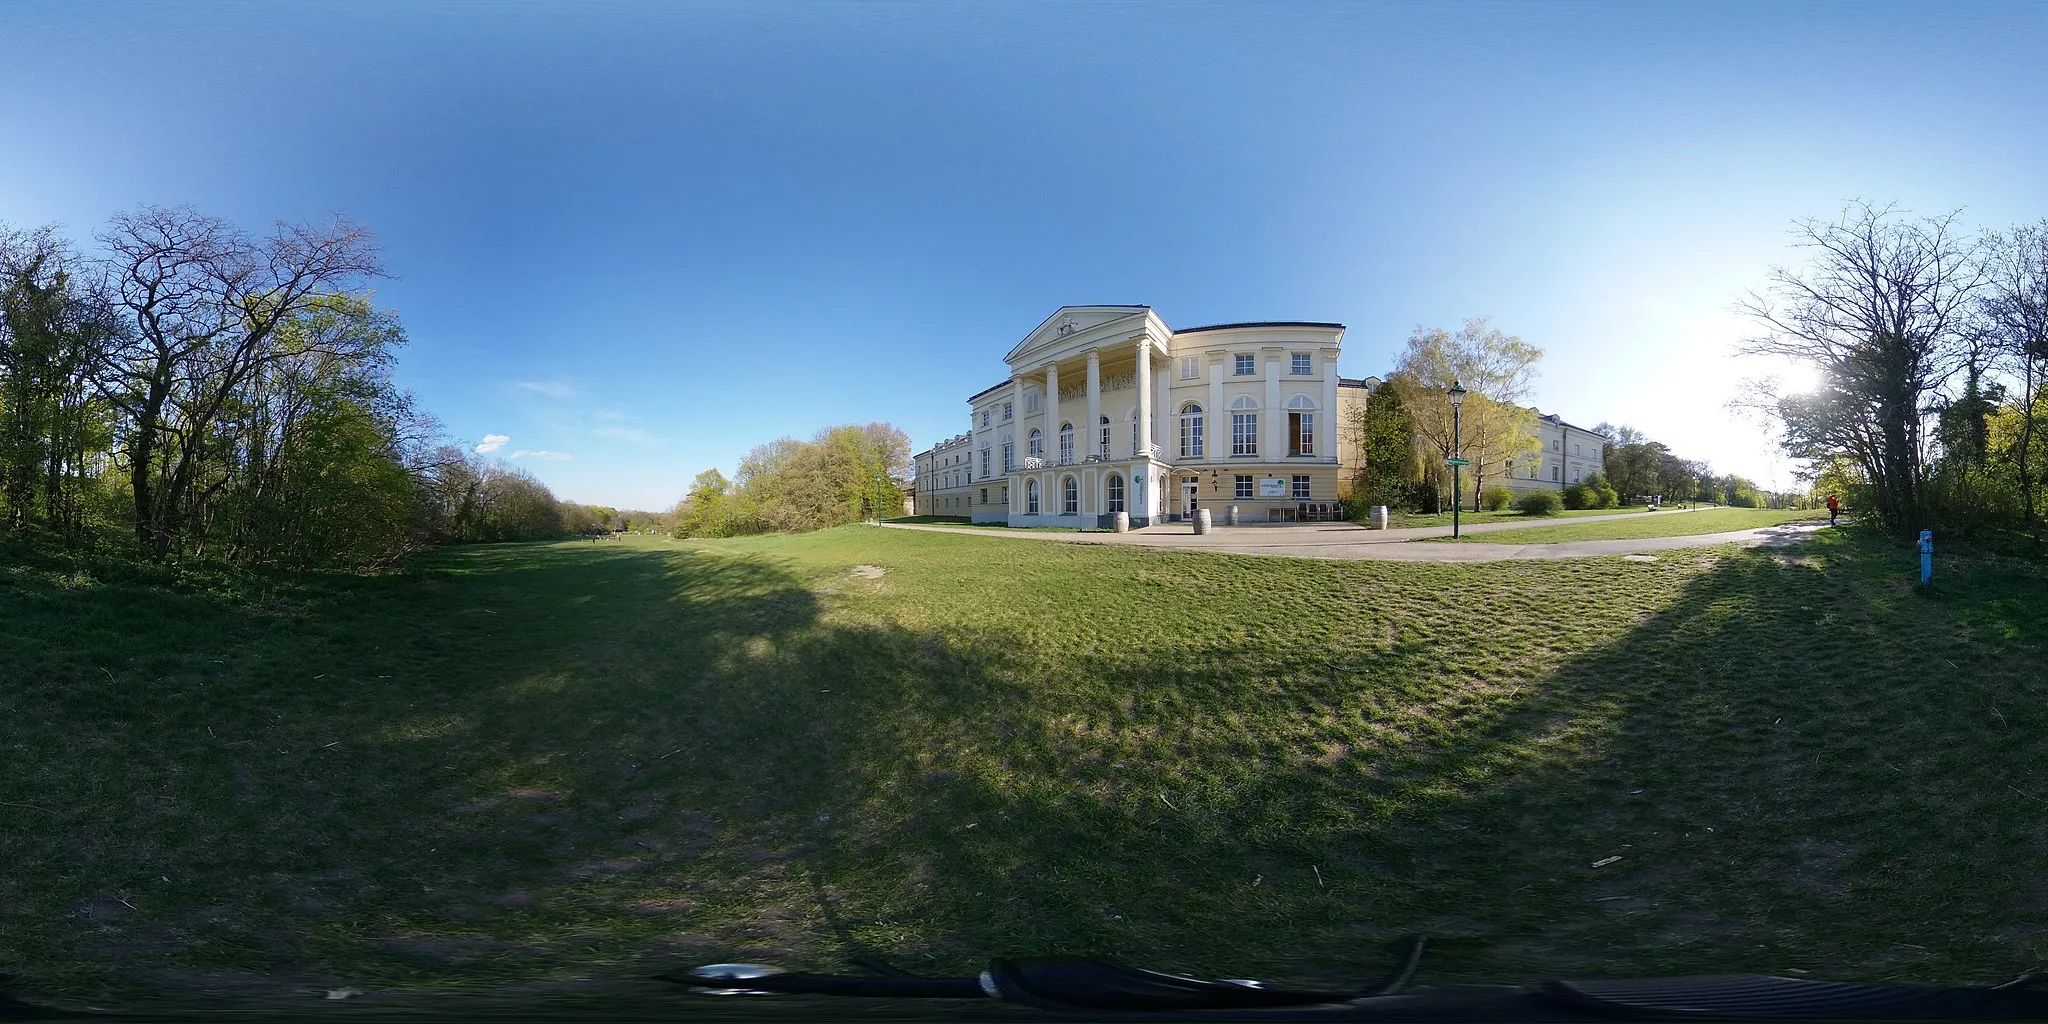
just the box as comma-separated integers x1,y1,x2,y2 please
0,208,620,569
1343,319,1783,516
670,423,909,538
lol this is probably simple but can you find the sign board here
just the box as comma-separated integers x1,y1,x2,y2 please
1445,457,1470,467
1257,477,1289,498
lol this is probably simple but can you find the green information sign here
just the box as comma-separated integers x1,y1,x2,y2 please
1445,457,1470,467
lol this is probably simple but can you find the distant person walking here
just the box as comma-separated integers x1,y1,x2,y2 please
1826,492,1840,526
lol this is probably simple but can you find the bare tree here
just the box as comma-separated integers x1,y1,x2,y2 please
1980,221,2048,543
1738,202,1983,537
93,206,383,558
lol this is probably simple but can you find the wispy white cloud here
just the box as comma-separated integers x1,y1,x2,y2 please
516,380,580,400
593,425,656,443
474,433,510,454
511,449,573,461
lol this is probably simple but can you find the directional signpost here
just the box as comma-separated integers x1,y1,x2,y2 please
1446,458,1470,466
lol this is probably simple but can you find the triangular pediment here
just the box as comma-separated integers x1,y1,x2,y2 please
1004,306,1151,365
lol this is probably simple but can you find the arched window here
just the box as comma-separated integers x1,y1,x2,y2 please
1026,478,1040,514
1058,422,1073,464
1097,415,1110,459
1061,476,1079,515
1028,428,1042,459
1107,473,1125,513
1180,403,1204,458
1286,395,1316,457
1229,395,1259,457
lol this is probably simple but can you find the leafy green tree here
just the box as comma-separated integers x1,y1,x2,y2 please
1349,375,1424,509
1396,318,1543,510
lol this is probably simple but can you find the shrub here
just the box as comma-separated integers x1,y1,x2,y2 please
1583,472,1621,509
1516,490,1563,516
1480,485,1515,511
1561,483,1591,509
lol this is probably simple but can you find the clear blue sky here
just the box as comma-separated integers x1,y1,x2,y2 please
5,1,2045,509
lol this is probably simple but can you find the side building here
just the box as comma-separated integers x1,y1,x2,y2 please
911,432,975,516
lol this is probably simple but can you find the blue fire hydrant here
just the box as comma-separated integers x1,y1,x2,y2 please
1919,529,1933,589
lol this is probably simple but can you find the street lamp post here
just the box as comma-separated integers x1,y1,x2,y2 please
1448,380,1467,539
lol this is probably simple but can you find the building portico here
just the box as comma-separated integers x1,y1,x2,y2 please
949,306,1345,528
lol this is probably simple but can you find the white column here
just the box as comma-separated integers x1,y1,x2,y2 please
1085,350,1102,460
1320,351,1339,461
1263,349,1283,459
1206,355,1225,463
1154,365,1171,462
1134,339,1153,461
1044,362,1061,465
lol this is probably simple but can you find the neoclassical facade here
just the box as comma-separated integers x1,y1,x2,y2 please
925,306,1347,527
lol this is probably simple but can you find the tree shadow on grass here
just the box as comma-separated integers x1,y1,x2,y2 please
5,533,2045,1011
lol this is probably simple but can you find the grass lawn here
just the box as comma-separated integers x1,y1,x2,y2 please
3,527,2045,1009
1430,507,1828,544
1384,506,1660,530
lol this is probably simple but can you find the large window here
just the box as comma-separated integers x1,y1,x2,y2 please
1234,353,1255,376
1026,479,1040,514
1292,475,1311,500
980,447,990,477
1025,392,1039,413
1028,428,1042,458
1098,416,1110,458
1002,402,1012,421
1287,396,1316,456
1179,404,1204,458
1230,395,1258,456
1179,357,1199,379
1234,474,1254,499
1061,476,1078,515
1291,353,1312,375
1058,422,1074,464
1107,474,1125,513
1002,442,1014,473
981,410,990,427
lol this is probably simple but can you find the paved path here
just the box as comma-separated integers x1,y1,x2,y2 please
878,516,1826,563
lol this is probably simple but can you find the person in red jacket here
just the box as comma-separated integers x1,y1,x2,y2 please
1826,492,1840,526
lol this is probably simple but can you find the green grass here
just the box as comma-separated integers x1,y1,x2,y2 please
1431,507,1827,544
2,527,2044,1009
1383,506,1659,529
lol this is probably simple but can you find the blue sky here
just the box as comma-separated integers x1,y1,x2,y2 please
5,1,2045,509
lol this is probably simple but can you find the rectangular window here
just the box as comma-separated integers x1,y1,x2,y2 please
1551,464,1560,481
1292,475,1311,500
982,411,990,427
1234,475,1254,499
1179,357,1199,379
1288,412,1314,456
1002,402,1012,421
980,488,988,504
1001,485,1009,503
1025,392,1039,413
1572,443,1580,456
1232,413,1257,456
1291,353,1312,375
1572,468,1581,483
1234,353,1255,376
980,447,990,477
1002,443,1014,473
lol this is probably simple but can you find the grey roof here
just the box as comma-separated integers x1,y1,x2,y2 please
1176,321,1345,334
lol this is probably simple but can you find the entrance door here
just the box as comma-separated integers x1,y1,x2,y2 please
1183,478,1198,519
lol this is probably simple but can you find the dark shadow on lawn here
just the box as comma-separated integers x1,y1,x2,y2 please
5,533,2046,1010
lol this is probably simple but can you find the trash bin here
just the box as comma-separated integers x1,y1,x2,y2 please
1226,505,1239,526
1193,509,1211,535
1370,505,1390,530
1113,511,1129,533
